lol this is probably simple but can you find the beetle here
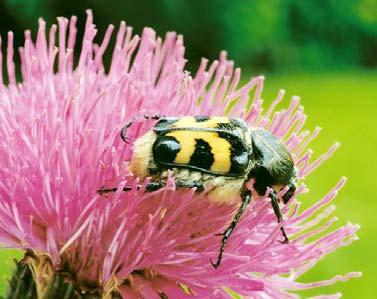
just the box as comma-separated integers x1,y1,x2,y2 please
98,115,297,268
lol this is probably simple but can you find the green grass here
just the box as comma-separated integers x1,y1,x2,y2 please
0,70,376,297
0,249,23,295
260,70,377,298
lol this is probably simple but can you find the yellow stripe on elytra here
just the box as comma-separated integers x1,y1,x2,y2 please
172,116,230,129
166,130,232,173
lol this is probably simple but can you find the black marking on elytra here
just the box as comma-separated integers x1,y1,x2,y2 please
153,135,181,164
215,125,250,176
194,116,210,122
214,122,233,131
230,118,249,130
153,117,180,133
150,117,251,177
228,136,250,175
214,117,248,132
189,138,214,170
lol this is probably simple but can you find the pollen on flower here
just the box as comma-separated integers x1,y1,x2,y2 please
0,10,360,298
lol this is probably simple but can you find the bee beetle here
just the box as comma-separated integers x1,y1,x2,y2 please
99,115,297,268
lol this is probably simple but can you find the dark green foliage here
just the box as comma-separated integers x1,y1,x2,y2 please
3,260,36,299
2,260,121,299
0,0,376,72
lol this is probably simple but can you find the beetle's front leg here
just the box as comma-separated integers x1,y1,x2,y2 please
269,189,289,244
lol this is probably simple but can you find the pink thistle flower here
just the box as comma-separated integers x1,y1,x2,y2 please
0,11,360,298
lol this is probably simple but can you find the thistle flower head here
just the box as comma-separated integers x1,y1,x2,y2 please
0,11,360,298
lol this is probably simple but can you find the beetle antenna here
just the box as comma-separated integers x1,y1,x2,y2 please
120,114,162,143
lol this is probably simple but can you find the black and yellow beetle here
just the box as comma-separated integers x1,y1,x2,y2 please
99,115,297,268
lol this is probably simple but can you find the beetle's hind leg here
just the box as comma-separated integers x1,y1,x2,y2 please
120,114,161,143
269,190,289,244
210,190,252,269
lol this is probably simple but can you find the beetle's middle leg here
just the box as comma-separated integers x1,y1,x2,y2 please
253,181,289,244
210,190,252,269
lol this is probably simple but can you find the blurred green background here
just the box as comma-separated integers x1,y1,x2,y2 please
0,0,376,297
